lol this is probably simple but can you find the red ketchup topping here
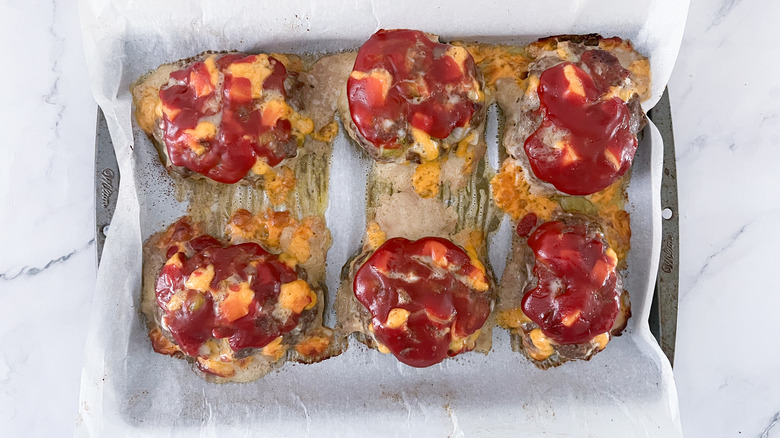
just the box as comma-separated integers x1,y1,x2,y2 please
521,221,621,344
524,50,636,195
516,213,538,237
158,54,294,183
347,29,481,155
353,237,491,367
155,230,301,357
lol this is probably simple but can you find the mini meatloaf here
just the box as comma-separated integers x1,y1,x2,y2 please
339,229,494,368
141,212,339,382
133,52,316,184
499,215,630,368
343,29,486,164
498,35,650,196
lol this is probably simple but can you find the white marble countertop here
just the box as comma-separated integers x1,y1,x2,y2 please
1,0,778,436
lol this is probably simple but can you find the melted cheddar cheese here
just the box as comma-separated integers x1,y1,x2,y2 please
226,209,322,270
135,85,163,134
261,336,287,361
491,159,559,222
365,221,387,250
228,55,274,99
587,176,631,263
412,160,441,198
460,43,531,87
295,335,331,357
263,165,296,206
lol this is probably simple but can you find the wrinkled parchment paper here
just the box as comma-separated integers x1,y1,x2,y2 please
77,0,688,436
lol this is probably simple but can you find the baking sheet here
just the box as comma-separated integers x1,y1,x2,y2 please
76,0,688,436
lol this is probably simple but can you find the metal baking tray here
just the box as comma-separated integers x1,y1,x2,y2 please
93,89,680,365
